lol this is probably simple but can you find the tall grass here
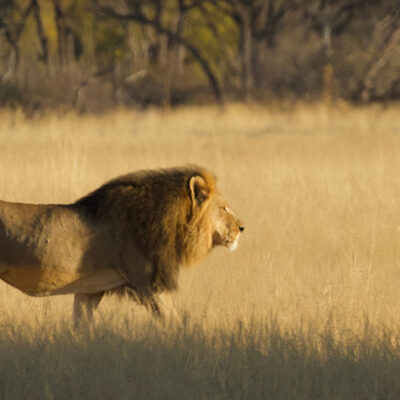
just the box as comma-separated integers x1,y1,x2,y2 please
1,103,400,399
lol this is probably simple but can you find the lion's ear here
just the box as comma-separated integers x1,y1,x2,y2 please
189,175,210,208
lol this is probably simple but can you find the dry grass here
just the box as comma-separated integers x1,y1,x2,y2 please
1,103,400,399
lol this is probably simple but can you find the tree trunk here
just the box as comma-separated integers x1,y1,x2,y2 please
2,48,19,82
238,6,253,100
0,2,33,81
0,24,19,81
322,22,333,103
163,8,185,108
52,0,68,68
361,23,400,102
32,0,49,65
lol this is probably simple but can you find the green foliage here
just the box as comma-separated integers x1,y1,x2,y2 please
185,4,238,65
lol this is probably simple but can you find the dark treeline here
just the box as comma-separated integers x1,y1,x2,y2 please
0,0,399,111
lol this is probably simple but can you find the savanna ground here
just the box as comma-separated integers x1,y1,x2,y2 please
0,104,400,399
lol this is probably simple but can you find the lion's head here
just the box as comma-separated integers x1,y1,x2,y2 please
209,195,244,252
76,166,244,292
186,173,244,254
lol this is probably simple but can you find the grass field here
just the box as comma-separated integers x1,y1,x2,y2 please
1,103,400,399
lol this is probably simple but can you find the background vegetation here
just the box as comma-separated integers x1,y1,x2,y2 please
0,0,400,111
1,104,400,398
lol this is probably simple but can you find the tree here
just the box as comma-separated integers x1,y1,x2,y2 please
212,0,290,100
92,0,224,103
361,8,400,102
31,0,48,65
304,0,371,102
0,0,33,80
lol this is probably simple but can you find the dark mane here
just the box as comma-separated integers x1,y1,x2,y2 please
74,166,216,292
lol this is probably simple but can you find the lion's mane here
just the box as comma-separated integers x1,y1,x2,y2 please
75,166,217,293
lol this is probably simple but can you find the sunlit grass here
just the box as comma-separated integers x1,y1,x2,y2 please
1,103,400,398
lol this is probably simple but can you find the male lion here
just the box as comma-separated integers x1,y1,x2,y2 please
0,166,244,327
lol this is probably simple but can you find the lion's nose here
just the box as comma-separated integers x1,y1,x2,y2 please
239,226,245,232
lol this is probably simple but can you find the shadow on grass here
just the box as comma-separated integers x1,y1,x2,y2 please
0,317,399,400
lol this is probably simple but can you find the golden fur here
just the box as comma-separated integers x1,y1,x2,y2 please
0,166,244,326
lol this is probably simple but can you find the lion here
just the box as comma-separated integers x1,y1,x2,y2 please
0,166,244,327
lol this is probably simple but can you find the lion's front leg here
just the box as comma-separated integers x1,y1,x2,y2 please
122,285,180,326
147,293,180,325
73,292,104,329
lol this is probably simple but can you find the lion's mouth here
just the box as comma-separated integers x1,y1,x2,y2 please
226,236,240,252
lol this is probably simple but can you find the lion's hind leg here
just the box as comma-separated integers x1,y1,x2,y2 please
73,292,104,330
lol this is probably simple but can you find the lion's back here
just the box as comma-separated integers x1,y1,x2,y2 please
0,200,122,295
